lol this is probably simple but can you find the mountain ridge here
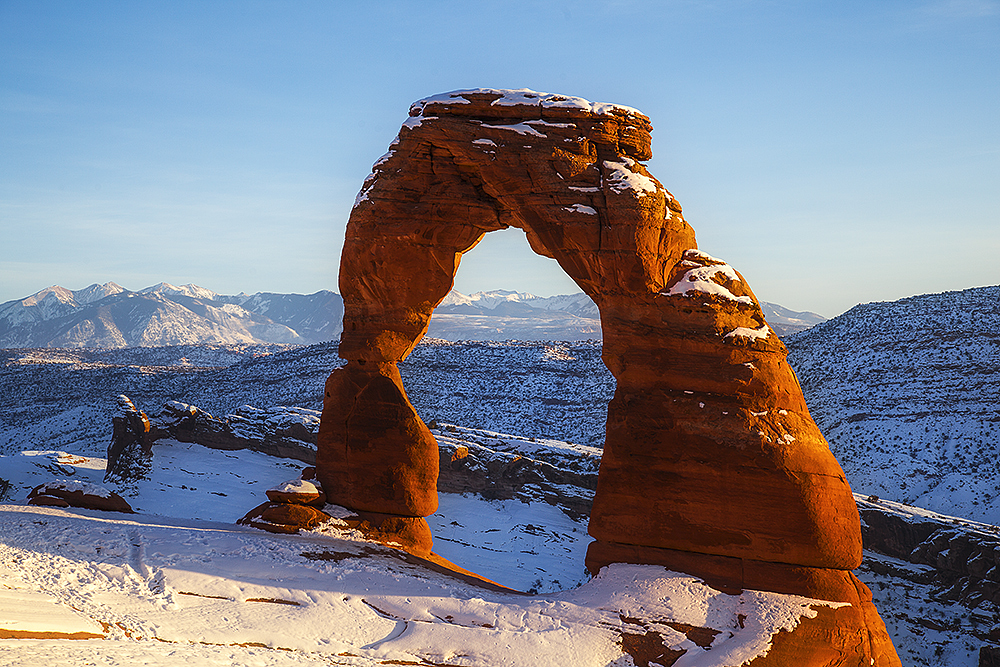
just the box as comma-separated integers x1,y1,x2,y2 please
0,282,825,348
0,283,342,348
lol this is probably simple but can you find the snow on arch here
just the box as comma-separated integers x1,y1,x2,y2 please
411,87,647,119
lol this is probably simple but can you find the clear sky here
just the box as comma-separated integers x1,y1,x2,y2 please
2,0,997,317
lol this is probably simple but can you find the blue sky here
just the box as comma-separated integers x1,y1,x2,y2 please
1,0,997,316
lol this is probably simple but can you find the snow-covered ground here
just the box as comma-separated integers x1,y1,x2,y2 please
1,443,840,666
2,331,998,665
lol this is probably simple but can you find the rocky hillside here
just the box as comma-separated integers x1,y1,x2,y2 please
785,285,1000,526
0,340,614,457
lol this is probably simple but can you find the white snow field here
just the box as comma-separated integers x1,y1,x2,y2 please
1,443,840,666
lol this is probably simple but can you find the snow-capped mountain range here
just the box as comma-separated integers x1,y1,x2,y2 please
0,283,824,348
0,282,342,348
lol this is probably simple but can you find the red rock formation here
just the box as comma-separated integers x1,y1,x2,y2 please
748,573,899,667
105,395,152,483
25,494,70,508
334,511,434,558
28,480,134,513
266,479,326,507
589,249,863,570
239,501,332,534
320,88,899,665
318,362,438,517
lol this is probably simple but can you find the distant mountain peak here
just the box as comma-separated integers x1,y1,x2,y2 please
438,290,472,307
139,282,219,301
73,282,126,304
470,289,539,300
439,289,541,308
139,281,176,292
0,283,342,348
2,281,831,348
21,285,76,308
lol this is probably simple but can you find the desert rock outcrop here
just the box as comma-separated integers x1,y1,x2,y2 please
319,88,899,664
104,395,152,483
27,480,134,513
239,472,333,534
150,401,319,463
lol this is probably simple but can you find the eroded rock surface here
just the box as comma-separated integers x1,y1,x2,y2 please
319,88,899,665
434,423,599,522
858,495,1000,610
150,400,319,463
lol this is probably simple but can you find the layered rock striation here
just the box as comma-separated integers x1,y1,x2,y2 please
319,88,898,665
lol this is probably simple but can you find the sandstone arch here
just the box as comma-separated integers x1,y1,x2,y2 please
318,89,899,665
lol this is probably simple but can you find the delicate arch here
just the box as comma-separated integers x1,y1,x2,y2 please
320,87,857,574
315,90,900,665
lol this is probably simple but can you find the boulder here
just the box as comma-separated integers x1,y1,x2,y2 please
238,501,332,534
266,479,326,507
28,480,133,513
26,494,70,508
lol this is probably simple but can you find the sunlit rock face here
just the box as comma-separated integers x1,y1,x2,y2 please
319,88,899,665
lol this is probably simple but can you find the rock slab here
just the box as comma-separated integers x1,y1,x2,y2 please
27,480,133,514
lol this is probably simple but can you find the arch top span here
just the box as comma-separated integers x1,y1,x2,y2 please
409,88,654,160
340,88,697,363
